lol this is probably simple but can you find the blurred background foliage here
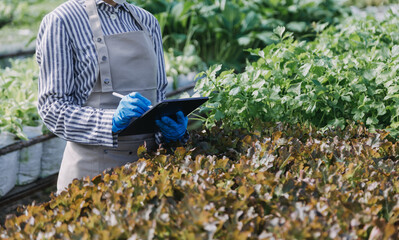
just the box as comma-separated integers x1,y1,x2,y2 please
345,0,399,7
2,0,399,71
131,0,349,70
0,0,64,29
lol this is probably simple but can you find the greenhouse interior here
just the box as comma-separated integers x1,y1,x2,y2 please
1,0,399,239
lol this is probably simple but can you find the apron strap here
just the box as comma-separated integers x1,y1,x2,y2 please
85,0,113,92
84,0,154,93
123,3,152,39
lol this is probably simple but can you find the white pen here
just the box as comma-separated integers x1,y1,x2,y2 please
112,92,153,108
112,92,125,99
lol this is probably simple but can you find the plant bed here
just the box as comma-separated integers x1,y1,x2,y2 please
1,123,398,239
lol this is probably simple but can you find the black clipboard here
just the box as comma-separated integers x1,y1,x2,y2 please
118,97,208,136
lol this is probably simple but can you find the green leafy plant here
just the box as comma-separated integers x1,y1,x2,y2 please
0,57,40,140
195,13,399,135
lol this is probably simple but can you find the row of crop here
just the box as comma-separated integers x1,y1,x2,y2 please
1,122,398,238
195,12,399,137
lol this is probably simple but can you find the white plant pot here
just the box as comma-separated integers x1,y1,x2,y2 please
0,131,17,148
22,125,43,139
166,76,175,93
178,72,197,87
40,137,67,177
17,125,43,185
0,132,19,197
166,72,198,94
0,151,20,197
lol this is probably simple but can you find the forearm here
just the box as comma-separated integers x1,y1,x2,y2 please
38,95,116,147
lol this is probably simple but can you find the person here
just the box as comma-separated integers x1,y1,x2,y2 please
36,0,188,194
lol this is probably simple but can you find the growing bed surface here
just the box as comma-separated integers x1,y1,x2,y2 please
1,123,398,239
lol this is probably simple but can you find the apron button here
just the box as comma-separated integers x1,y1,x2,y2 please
104,79,111,85
101,56,107,62
97,37,102,43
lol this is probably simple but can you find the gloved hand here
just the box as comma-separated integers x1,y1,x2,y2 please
155,111,188,142
112,92,151,133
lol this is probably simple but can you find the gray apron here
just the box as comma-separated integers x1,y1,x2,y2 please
57,0,158,193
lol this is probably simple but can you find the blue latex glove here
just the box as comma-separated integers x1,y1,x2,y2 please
112,92,151,133
155,111,188,142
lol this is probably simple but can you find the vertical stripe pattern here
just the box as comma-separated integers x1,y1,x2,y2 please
36,0,167,147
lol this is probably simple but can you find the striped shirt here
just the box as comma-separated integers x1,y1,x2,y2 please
36,0,167,147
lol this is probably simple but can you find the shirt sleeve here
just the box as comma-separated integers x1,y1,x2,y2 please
36,13,117,147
